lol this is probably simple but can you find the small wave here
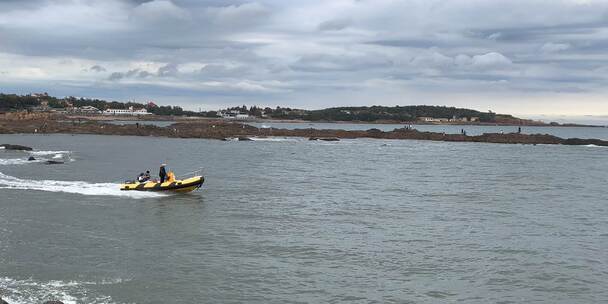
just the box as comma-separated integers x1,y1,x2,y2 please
0,172,165,198
0,276,124,304
584,144,607,148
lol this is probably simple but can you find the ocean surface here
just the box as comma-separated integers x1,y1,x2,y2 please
0,134,607,303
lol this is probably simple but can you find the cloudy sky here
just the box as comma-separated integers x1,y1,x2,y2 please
1,0,608,117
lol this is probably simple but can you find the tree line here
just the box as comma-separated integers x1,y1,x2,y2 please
1,93,505,122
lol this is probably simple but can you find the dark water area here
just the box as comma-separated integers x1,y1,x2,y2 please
0,134,607,303
248,122,608,140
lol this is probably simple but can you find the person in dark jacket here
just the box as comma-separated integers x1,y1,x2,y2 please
159,164,167,183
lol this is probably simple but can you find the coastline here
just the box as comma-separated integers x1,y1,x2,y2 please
67,115,606,128
2,114,607,146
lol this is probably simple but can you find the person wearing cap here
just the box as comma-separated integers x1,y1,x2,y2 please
159,164,167,183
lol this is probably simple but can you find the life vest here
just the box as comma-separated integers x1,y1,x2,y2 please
167,171,176,182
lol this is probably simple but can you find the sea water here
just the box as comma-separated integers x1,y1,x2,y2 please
0,134,606,303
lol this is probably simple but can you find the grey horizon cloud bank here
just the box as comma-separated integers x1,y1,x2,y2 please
1,0,608,116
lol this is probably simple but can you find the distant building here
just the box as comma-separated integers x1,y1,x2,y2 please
103,106,152,116
449,116,470,122
418,117,448,122
69,106,101,114
220,110,250,119
31,92,49,98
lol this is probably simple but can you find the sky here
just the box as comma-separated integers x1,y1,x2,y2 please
1,0,608,117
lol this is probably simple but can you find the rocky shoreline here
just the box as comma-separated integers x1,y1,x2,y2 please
1,114,607,146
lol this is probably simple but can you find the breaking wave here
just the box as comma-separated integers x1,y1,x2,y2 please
0,276,126,304
0,172,165,198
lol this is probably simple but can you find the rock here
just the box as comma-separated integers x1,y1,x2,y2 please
309,137,339,141
0,297,8,304
43,301,65,304
44,160,64,165
28,156,36,161
562,138,608,146
0,144,33,151
237,136,252,141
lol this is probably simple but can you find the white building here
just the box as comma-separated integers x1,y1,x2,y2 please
220,110,249,119
103,106,152,116
76,106,101,114
418,117,449,123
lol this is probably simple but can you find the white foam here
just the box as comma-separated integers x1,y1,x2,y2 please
29,150,71,156
0,158,42,165
0,277,123,304
248,136,300,142
584,144,607,148
0,172,165,198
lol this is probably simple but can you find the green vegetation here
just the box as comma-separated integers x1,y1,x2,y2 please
0,93,216,117
303,106,499,122
1,93,515,123
224,105,503,122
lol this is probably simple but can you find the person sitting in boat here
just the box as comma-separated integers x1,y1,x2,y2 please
159,164,167,183
137,171,151,183
143,171,151,182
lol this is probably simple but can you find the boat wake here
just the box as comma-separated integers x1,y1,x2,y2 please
0,172,165,198
28,150,72,156
0,158,44,165
0,276,126,304
0,149,74,165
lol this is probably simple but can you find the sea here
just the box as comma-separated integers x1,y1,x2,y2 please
0,129,607,303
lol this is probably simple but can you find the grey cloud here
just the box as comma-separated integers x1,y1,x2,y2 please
540,42,570,53
157,63,179,77
318,18,351,31
365,39,448,49
90,65,107,72
290,54,393,72
200,64,250,78
108,72,125,81
108,69,154,81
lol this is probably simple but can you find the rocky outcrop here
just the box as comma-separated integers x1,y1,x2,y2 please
562,138,608,146
0,144,33,151
309,137,340,141
44,160,64,165
2,117,608,147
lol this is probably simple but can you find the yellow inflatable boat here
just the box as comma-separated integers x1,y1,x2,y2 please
120,175,204,193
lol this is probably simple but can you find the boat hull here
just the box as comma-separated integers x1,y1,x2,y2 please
120,176,204,193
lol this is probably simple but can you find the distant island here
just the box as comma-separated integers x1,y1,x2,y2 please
0,92,577,126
